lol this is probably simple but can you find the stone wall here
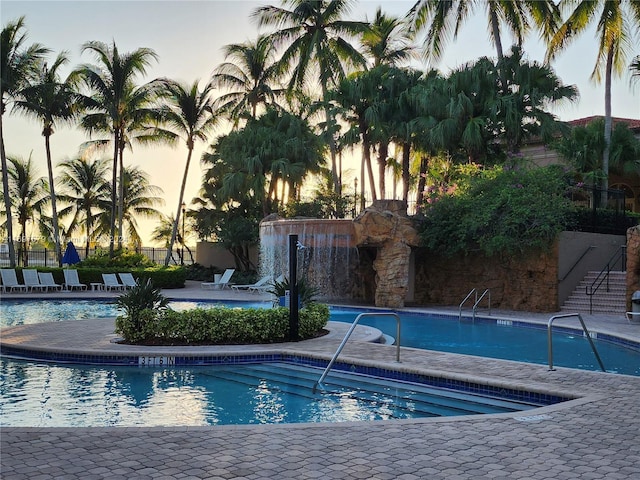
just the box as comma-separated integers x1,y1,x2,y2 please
627,225,640,308
412,245,559,312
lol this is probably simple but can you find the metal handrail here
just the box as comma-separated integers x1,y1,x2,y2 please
586,245,627,314
559,245,596,282
459,289,477,321
547,313,605,372
313,312,401,392
473,289,491,320
460,288,490,321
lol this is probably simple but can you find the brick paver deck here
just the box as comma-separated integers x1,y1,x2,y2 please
1,282,639,479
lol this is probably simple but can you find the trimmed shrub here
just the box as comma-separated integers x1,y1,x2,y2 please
115,302,330,345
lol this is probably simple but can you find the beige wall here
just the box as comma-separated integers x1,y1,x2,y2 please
195,242,259,270
627,226,640,308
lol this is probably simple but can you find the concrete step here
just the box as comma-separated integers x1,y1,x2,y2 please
561,270,627,314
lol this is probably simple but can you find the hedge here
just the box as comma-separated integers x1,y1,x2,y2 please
115,302,330,345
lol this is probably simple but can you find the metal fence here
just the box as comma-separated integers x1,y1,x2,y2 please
0,246,195,268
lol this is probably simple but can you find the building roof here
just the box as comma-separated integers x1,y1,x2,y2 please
568,116,640,130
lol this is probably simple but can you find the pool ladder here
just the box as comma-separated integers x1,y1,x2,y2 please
313,313,401,393
547,313,605,372
459,288,491,321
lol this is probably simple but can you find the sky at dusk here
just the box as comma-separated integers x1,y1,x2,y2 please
2,0,639,245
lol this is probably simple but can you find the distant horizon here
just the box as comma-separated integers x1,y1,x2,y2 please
2,0,639,246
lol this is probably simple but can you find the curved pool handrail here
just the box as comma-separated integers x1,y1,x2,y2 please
547,313,606,372
313,312,401,393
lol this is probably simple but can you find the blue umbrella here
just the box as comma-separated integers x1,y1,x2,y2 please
62,241,81,265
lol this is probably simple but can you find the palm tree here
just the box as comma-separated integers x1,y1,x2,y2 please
74,40,158,257
57,156,110,257
408,0,560,65
546,0,640,202
5,155,48,266
0,16,50,267
152,79,218,266
630,55,640,89
98,166,164,249
211,35,284,123
362,7,414,68
12,51,80,266
253,0,370,195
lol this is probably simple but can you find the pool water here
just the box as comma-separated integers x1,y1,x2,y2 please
1,299,638,375
0,360,552,428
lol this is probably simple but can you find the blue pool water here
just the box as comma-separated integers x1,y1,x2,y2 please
0,359,556,427
1,299,639,375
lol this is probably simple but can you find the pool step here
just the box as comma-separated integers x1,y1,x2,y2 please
202,363,544,418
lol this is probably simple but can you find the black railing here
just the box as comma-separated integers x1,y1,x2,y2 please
585,245,627,314
0,246,195,268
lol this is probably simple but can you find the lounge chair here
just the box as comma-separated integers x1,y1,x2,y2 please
201,268,235,290
38,272,63,292
249,274,285,293
102,273,126,291
118,272,138,289
0,269,29,293
63,269,88,291
231,275,272,292
22,269,47,292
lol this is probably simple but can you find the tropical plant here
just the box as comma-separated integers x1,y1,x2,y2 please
202,107,325,217
0,16,50,267
362,7,414,68
253,0,370,194
546,0,640,198
150,78,219,266
266,275,320,306
630,54,640,89
115,278,170,341
408,0,560,65
12,51,80,265
211,35,284,123
4,155,48,266
98,166,164,248
74,40,159,257
56,156,110,256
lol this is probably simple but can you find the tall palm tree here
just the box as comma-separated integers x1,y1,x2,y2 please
253,0,370,195
408,0,560,64
546,0,640,203
5,155,48,266
98,166,164,248
57,156,110,257
0,16,50,267
12,51,80,266
629,55,640,89
74,40,158,257
362,7,414,68
211,35,284,123
152,79,218,266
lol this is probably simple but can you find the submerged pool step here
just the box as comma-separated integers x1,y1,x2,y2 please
205,363,541,417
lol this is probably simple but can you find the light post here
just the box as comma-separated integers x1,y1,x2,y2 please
181,202,186,266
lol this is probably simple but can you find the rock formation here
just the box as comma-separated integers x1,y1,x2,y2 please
352,201,419,308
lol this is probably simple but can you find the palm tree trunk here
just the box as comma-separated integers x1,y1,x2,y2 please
44,132,62,266
402,141,411,203
117,144,125,249
377,141,388,199
601,46,614,206
0,112,17,267
164,145,193,266
361,129,377,203
321,83,340,195
108,130,119,257
416,155,429,209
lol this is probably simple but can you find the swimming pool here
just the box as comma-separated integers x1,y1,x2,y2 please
0,358,564,427
1,299,639,375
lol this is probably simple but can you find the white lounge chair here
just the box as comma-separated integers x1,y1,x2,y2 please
0,269,28,293
201,268,235,290
22,269,47,292
63,269,88,291
249,274,284,293
231,275,272,292
38,272,63,292
118,272,138,289
102,273,126,291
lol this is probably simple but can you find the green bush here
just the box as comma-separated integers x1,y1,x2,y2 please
80,250,154,268
416,165,574,256
115,302,330,345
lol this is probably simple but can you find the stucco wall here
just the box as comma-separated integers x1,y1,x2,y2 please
195,242,258,270
627,226,640,308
